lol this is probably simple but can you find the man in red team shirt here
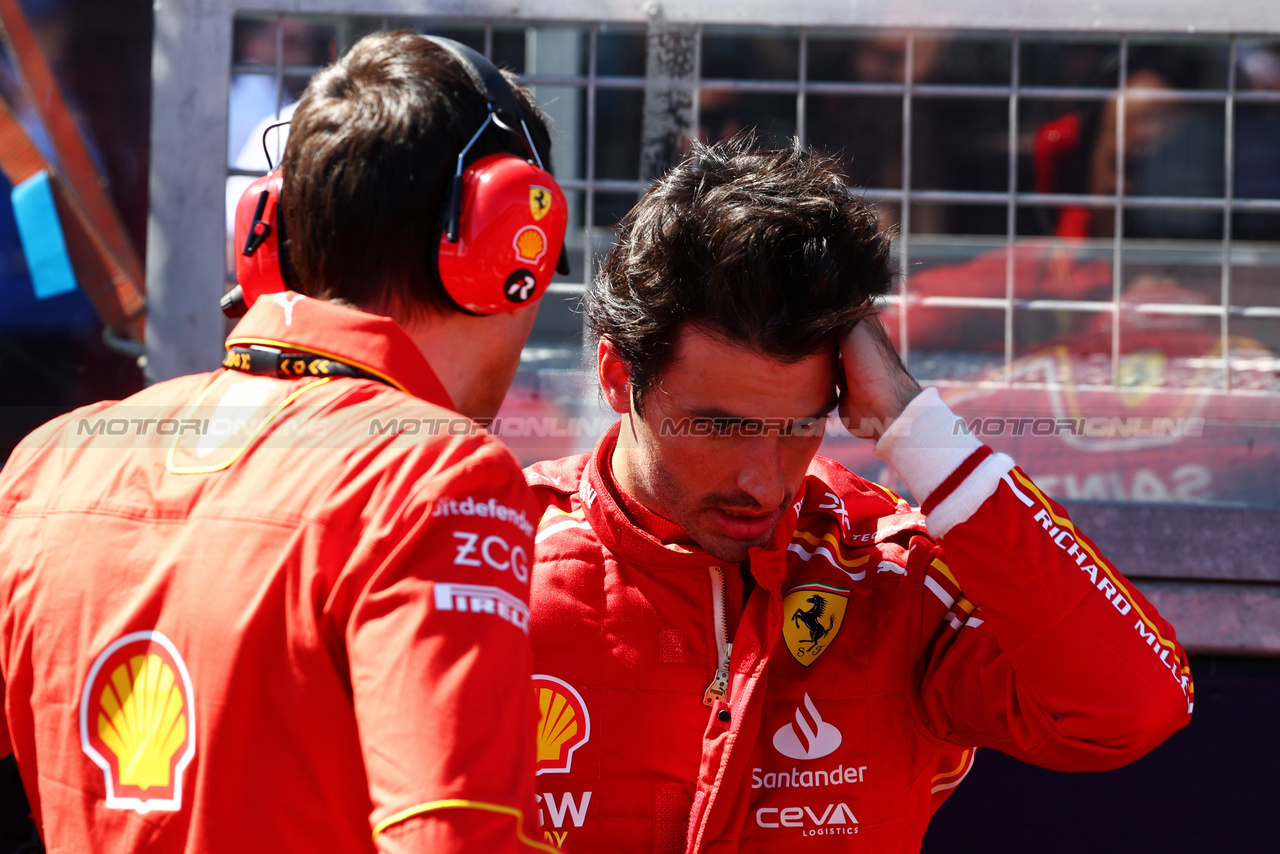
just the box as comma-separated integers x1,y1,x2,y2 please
0,32,562,853
525,138,1193,852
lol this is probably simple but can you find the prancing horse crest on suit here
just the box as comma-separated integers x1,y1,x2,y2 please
781,584,849,667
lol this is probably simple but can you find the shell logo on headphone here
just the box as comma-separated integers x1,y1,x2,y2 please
515,226,548,264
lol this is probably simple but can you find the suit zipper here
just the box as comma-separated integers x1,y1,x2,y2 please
703,566,733,705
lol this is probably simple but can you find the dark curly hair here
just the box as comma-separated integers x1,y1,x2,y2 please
586,135,894,415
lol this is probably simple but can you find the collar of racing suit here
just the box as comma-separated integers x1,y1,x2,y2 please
577,421,803,596
223,291,454,407
597,438,698,547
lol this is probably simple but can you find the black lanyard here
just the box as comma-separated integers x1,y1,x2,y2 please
221,345,394,387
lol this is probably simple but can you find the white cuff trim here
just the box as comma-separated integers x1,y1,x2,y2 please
874,387,981,504
926,452,1015,538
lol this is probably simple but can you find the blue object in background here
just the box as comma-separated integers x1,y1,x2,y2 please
0,171,94,334
11,170,77,300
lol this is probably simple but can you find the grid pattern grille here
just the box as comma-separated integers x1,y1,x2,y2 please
226,18,1280,398
210,13,1280,513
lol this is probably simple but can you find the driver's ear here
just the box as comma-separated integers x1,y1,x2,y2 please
597,338,633,415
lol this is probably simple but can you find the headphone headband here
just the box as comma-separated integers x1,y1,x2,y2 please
425,36,546,167
425,37,524,126
227,31,569,319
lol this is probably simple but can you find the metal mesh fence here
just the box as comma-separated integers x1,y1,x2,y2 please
208,8,1280,509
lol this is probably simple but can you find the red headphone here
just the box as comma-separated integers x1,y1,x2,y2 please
224,36,569,318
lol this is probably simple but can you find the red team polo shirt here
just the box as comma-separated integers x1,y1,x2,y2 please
0,295,554,853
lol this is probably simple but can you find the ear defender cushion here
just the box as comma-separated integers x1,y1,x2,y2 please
436,152,568,315
232,171,289,309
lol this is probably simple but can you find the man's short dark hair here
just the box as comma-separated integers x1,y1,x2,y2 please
586,135,894,415
282,31,553,317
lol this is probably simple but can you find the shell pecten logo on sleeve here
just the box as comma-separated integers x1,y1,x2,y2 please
533,674,590,775
79,631,196,813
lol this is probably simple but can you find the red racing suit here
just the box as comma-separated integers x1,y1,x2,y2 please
525,389,1193,853
0,295,554,854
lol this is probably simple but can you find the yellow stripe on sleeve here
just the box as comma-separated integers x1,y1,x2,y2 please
539,505,585,525
929,557,960,590
931,749,971,784
371,798,559,853
1010,469,1181,661
870,481,904,504
792,529,872,569
931,749,977,794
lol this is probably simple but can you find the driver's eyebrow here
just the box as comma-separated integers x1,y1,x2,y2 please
681,405,748,420
686,409,752,425
682,398,839,422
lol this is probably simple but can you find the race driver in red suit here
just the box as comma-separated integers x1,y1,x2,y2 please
0,32,564,854
524,138,1192,853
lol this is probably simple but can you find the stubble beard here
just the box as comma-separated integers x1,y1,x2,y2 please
645,456,787,563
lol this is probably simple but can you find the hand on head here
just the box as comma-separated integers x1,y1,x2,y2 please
838,314,922,441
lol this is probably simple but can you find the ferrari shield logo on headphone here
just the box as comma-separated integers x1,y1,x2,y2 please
530,186,553,221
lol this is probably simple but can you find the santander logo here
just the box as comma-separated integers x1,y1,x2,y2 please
773,694,842,760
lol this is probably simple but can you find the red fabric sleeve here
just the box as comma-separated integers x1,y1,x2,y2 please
344,445,554,854
913,466,1193,771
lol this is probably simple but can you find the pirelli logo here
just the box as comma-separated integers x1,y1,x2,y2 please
434,583,530,634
